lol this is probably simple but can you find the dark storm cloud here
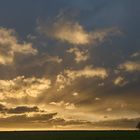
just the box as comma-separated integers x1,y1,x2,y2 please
0,104,40,114
7,106,39,114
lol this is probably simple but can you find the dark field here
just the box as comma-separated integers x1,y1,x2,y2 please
0,131,139,140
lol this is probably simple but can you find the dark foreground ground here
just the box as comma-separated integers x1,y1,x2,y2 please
0,130,139,140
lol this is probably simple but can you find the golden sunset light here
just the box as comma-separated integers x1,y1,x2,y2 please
0,0,139,132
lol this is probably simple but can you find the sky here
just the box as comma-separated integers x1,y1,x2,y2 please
0,0,140,130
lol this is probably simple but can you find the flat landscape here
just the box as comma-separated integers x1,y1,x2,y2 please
0,131,139,140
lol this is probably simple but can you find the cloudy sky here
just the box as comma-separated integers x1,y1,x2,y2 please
0,0,139,130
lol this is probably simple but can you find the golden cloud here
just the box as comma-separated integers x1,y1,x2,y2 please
56,65,108,91
67,47,89,63
38,19,120,46
47,55,63,63
50,101,76,110
38,20,90,45
65,65,108,80
0,27,37,65
119,61,140,72
0,76,51,100
113,76,128,86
